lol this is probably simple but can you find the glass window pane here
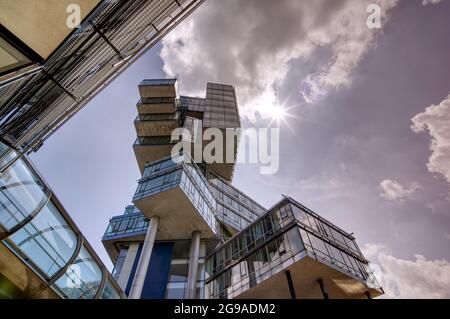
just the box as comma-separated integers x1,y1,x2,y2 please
0,159,48,231
286,227,304,254
54,246,102,299
8,200,77,277
169,263,189,282
100,279,121,299
291,204,309,226
0,37,32,75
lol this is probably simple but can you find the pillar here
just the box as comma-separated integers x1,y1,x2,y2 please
128,216,159,299
186,231,201,299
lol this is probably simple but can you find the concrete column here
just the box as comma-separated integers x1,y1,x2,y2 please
128,216,159,299
117,243,140,291
186,231,201,299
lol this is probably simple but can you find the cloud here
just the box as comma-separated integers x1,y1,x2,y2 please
379,179,422,202
362,244,450,299
160,0,398,121
411,94,450,193
422,0,445,5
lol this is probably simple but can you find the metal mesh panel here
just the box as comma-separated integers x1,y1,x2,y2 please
0,0,204,150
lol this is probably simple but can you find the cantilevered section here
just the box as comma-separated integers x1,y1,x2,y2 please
206,170,267,234
0,0,205,164
132,155,220,240
132,80,241,181
205,198,383,299
133,79,180,171
102,206,149,261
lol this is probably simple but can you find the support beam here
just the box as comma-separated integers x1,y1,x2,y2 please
285,270,296,299
128,216,159,299
317,278,329,299
186,231,201,299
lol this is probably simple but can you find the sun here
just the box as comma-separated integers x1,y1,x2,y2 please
269,104,288,121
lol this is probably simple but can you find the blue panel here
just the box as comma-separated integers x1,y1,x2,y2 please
141,242,174,299
125,243,143,296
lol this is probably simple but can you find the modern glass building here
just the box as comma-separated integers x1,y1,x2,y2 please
102,79,383,299
0,142,123,298
0,1,204,299
0,0,204,173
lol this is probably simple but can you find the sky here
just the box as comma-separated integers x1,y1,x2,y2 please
31,0,450,298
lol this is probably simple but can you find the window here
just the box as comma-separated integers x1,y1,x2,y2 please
327,243,346,266
0,26,42,76
286,227,304,254
308,233,328,259
112,246,128,280
0,158,49,231
169,263,189,282
280,206,288,219
8,200,77,277
291,204,308,225
100,279,121,299
172,241,190,259
54,246,103,299
266,239,278,262
166,282,186,299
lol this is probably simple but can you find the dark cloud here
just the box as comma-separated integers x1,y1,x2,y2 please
161,0,398,119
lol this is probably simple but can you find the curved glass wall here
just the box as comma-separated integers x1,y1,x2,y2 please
0,156,49,232
7,200,77,277
0,152,123,298
54,246,103,299
100,279,122,299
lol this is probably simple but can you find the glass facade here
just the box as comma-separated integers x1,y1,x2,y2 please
101,279,123,299
180,163,218,235
133,156,220,236
104,211,149,239
204,198,381,299
8,200,77,277
0,147,123,299
0,148,50,233
54,246,103,299
112,245,129,281
207,171,266,231
163,240,206,299
178,83,240,130
204,83,240,129
103,79,383,300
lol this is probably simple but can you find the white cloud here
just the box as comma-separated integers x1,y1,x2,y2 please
160,0,398,121
411,94,450,193
422,0,445,6
362,244,450,299
379,179,422,202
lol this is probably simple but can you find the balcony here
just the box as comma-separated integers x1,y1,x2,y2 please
138,79,178,98
132,155,220,240
134,113,180,137
102,209,150,261
133,136,175,174
136,97,177,114
204,198,383,299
